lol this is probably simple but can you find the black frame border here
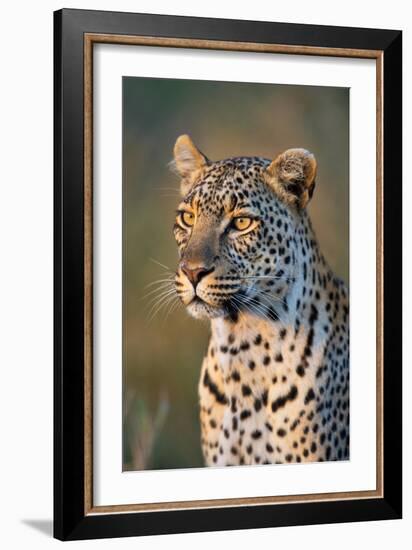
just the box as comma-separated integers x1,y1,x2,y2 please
54,8,402,540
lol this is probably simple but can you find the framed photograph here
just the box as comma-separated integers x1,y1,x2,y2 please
54,8,402,540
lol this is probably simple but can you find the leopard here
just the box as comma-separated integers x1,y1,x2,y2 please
172,134,349,467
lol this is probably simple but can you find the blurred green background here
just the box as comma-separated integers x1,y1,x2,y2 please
122,77,349,471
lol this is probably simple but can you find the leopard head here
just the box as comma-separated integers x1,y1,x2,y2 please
172,135,317,320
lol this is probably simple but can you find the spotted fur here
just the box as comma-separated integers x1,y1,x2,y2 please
172,135,349,466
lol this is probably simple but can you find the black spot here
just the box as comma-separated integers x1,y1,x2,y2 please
231,397,237,413
309,304,318,325
231,370,240,382
290,419,300,431
203,370,227,405
277,428,286,437
254,334,262,345
304,388,315,405
296,365,305,377
275,353,283,362
242,384,252,397
254,399,262,412
271,385,298,412
248,360,256,370
240,409,251,421
263,355,271,366
251,430,262,440
227,309,239,323
266,443,274,453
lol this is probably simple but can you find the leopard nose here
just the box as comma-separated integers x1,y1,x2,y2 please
180,263,214,287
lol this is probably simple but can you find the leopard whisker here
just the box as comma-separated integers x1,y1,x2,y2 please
148,295,177,324
227,296,247,324
141,282,175,301
143,285,176,306
147,292,178,323
143,277,175,289
250,289,290,328
149,258,173,271
162,295,182,323
241,300,274,324
242,275,296,284
145,288,177,318
231,294,272,323
255,287,290,309
238,285,289,328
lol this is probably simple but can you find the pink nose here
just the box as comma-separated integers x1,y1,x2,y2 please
181,263,214,287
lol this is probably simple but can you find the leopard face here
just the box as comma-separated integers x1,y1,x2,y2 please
174,160,298,320
172,136,317,321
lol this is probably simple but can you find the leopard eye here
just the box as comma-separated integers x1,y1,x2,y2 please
232,217,253,231
179,211,195,227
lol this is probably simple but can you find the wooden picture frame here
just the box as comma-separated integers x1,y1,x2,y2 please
54,8,402,540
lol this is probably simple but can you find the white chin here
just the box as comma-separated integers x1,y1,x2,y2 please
186,300,226,320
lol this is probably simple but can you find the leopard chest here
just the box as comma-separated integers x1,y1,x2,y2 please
199,318,330,466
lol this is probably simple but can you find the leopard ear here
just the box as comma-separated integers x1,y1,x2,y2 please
265,148,317,209
172,135,210,195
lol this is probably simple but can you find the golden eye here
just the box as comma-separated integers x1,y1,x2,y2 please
180,211,195,227
233,217,253,231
